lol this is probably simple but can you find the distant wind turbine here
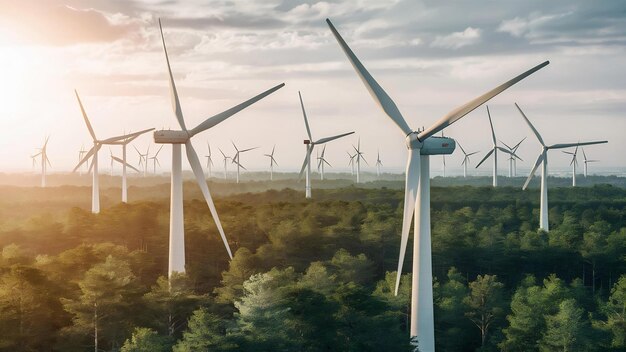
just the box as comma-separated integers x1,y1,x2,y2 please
298,91,354,198
352,138,368,183
219,148,231,179
32,137,51,187
205,142,214,178
581,148,599,178
376,150,383,177
516,102,607,232
457,142,479,178
264,145,278,181
78,145,87,176
231,141,257,183
328,17,549,350
347,151,356,175
500,137,526,177
475,106,517,187
149,145,164,174
134,145,150,177
317,145,331,180
154,19,284,277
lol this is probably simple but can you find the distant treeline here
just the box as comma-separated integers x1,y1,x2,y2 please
0,185,625,351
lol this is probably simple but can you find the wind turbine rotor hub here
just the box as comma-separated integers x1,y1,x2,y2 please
405,132,423,150
154,130,191,144
303,139,311,145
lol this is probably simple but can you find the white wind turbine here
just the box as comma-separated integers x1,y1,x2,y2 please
562,146,579,186
500,137,526,177
149,145,164,174
110,150,141,175
581,148,599,178
376,150,383,177
347,151,356,175
205,142,214,178
32,137,51,187
457,142,479,178
73,91,150,213
135,145,150,177
317,145,331,180
264,145,278,181
298,91,354,198
516,103,607,232
352,138,368,183
154,19,284,276
219,148,231,179
475,106,517,187
78,145,87,176
231,141,257,183
110,130,153,202
327,18,549,350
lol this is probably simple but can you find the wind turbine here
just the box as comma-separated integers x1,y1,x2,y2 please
110,151,141,174
316,145,332,180
581,148,599,178
32,137,51,187
154,19,284,276
73,91,149,213
298,91,354,198
205,142,214,178
376,150,383,177
562,146,579,186
78,145,87,176
516,103,607,232
111,130,153,202
457,142,479,178
347,151,356,175
264,145,278,181
475,106,517,187
219,148,231,179
500,137,526,177
134,145,150,177
149,145,164,174
231,141,257,183
352,138,368,183
327,18,549,350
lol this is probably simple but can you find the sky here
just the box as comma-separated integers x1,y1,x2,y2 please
0,0,625,174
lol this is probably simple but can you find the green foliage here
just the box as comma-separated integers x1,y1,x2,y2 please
121,327,172,352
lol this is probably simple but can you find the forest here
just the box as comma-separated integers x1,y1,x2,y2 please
1,181,626,351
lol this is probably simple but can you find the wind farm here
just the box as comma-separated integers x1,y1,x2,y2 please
1,2,625,352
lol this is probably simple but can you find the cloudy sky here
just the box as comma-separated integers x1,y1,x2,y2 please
1,0,625,174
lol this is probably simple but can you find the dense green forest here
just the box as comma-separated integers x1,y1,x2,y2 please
1,183,626,351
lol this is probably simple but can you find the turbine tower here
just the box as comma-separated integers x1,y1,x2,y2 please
205,142,214,178
581,148,599,178
516,103,607,232
352,138,368,183
500,137,526,177
475,106,516,187
328,17,549,350
231,141,257,183
264,145,278,181
155,19,284,276
149,145,164,174
32,137,51,187
73,91,145,213
457,141,479,178
376,150,383,177
298,91,354,198
219,148,231,179
317,145,331,180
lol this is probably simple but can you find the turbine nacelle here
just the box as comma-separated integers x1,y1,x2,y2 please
304,139,311,145
420,136,455,155
154,130,190,144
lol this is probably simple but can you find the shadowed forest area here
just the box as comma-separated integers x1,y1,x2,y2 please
1,182,626,351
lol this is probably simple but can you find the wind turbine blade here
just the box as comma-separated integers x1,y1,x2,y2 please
185,141,233,259
419,61,549,141
326,19,412,136
159,18,186,131
549,141,607,149
233,159,247,170
299,91,313,141
271,156,278,167
271,144,275,156
515,103,546,147
523,152,544,190
394,149,420,295
73,145,96,172
562,151,574,155
46,156,52,168
461,157,467,166
240,147,258,153
499,139,513,151
361,154,369,165
513,137,527,152
315,131,355,145
74,90,97,141
457,141,467,155
154,145,164,158
218,148,226,158
467,151,480,156
487,106,497,145
112,156,141,173
475,148,494,168
190,83,285,137
496,146,513,155
298,146,313,180
582,148,587,161
324,159,332,167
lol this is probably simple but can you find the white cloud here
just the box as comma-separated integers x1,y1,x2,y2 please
431,27,481,49
497,12,572,39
